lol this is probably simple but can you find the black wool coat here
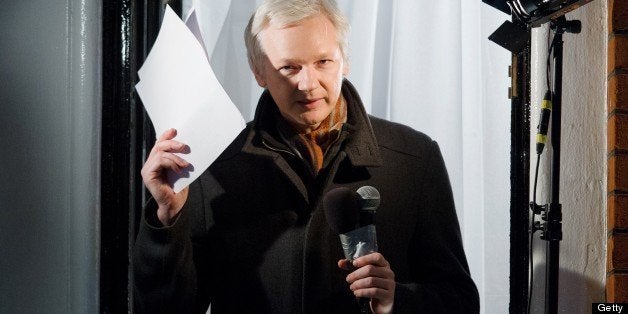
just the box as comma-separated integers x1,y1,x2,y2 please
133,80,480,314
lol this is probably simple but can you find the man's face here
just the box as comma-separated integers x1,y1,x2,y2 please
254,14,347,133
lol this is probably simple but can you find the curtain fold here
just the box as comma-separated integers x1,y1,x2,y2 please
181,1,510,312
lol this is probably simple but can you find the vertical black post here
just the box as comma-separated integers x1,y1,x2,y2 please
510,39,532,313
101,1,138,312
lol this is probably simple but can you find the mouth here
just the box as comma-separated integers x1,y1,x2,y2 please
296,98,324,108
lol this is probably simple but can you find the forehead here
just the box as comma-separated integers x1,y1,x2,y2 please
259,14,340,61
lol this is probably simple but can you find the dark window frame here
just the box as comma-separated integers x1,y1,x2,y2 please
510,46,532,313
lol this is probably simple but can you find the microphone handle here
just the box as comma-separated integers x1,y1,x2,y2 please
357,209,375,313
359,297,371,313
359,209,375,226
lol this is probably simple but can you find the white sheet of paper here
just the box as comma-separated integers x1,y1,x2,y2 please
136,5,246,193
183,9,210,63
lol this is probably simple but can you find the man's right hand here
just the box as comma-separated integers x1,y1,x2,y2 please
141,128,190,226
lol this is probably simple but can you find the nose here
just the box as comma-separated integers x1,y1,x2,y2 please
297,66,320,92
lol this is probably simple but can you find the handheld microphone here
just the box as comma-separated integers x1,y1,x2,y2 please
324,186,380,314
323,186,380,261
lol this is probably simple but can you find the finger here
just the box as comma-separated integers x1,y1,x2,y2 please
147,155,184,175
153,140,190,154
352,252,389,268
349,276,395,292
352,287,392,300
144,151,189,173
337,259,355,271
143,152,187,178
150,129,179,156
150,151,191,173
346,265,394,283
158,128,177,142
159,152,190,169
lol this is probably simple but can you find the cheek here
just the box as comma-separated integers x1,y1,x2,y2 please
333,65,345,86
333,71,344,92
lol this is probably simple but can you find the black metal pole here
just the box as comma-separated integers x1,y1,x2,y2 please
542,16,581,313
544,24,562,313
544,15,580,314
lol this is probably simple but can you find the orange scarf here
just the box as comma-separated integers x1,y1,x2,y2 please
279,96,347,175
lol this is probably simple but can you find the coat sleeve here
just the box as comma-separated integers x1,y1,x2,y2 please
132,179,212,314
393,141,480,314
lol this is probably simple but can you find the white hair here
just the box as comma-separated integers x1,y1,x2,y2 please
244,0,350,71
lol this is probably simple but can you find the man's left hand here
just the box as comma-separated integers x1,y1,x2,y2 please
338,252,395,314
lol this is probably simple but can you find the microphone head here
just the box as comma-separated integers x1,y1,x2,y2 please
323,187,361,234
356,186,380,212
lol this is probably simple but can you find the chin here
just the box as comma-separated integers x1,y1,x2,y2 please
302,108,333,123
298,115,326,127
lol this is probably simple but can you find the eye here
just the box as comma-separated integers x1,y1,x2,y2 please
279,65,299,72
318,59,332,66
279,64,299,70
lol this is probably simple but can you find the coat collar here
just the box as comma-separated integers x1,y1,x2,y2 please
242,79,383,168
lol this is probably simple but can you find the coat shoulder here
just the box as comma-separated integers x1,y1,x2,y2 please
368,115,436,157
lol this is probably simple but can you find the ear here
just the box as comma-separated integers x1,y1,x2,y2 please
342,60,349,77
251,62,267,88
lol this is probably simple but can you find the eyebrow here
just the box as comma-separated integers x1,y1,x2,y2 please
277,58,303,64
278,53,334,64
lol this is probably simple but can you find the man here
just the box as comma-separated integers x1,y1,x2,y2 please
134,0,479,313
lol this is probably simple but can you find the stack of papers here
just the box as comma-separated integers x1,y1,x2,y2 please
136,5,246,193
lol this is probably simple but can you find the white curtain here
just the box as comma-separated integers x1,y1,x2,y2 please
182,1,511,312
